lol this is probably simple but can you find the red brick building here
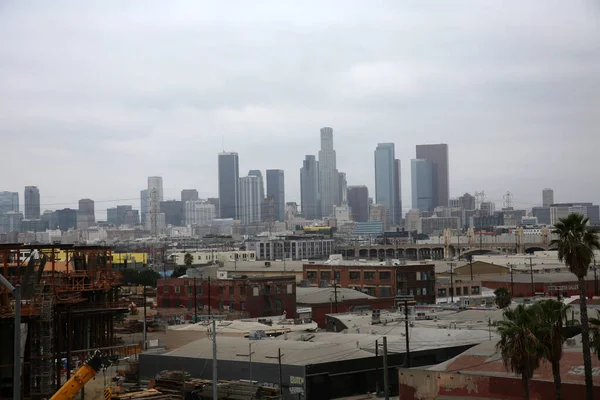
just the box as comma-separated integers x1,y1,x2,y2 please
480,273,600,298
302,260,436,304
157,275,297,318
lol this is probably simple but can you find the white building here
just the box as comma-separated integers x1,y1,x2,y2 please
333,204,351,224
239,175,263,224
405,209,422,233
550,205,587,226
318,127,339,217
185,201,216,226
542,188,554,208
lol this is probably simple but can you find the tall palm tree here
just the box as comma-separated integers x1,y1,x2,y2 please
589,310,600,360
551,213,600,400
496,304,542,400
184,252,193,267
530,300,570,400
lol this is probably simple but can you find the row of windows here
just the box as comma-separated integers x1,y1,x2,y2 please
437,286,480,297
306,271,392,281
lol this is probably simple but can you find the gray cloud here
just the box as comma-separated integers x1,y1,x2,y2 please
1,0,599,217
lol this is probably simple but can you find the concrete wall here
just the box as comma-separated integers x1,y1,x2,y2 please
398,369,600,400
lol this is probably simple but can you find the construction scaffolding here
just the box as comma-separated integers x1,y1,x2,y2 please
0,243,129,400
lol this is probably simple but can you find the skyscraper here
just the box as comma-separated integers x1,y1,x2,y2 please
55,208,77,231
239,175,262,224
140,189,149,226
0,192,19,214
394,159,402,225
338,172,347,205
542,188,554,208
218,152,240,219
411,159,434,212
415,144,449,208
78,199,95,219
159,200,183,226
374,143,402,225
300,155,320,219
181,189,199,203
266,169,285,222
147,176,164,202
24,186,40,219
347,185,369,222
318,127,339,217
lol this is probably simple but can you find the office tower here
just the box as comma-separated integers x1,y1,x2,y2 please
140,189,149,226
116,205,133,226
78,198,95,218
248,170,265,200
160,200,183,226
239,175,263,224
181,189,199,203
300,155,320,219
347,185,369,222
394,159,402,225
123,210,140,226
107,208,118,225
318,127,339,217
405,209,422,233
549,203,599,226
77,198,95,229
147,176,164,202
369,204,389,230
185,201,216,226
338,172,347,205
24,186,40,219
0,191,19,214
266,169,285,221
218,152,240,219
415,144,449,208
374,143,402,225
411,159,435,212
542,188,554,208
0,212,23,233
532,207,551,225
55,208,77,231
207,198,220,219
42,210,57,230
480,201,495,217
459,193,476,210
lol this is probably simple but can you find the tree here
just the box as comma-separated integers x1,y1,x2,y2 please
138,269,160,287
494,287,512,309
530,300,570,400
496,304,542,400
589,310,600,360
171,266,188,278
184,253,193,267
551,213,600,400
120,268,139,285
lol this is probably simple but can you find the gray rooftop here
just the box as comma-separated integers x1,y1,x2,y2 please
482,272,597,284
296,287,375,304
220,260,304,272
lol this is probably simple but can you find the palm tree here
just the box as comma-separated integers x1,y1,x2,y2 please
530,300,570,400
184,253,193,267
496,304,542,400
494,287,512,309
589,310,600,360
551,213,600,400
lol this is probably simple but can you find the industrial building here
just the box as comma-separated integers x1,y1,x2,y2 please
0,243,128,399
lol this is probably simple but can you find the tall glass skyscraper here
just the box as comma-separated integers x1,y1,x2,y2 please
266,169,285,222
318,127,339,217
24,186,40,219
218,152,240,219
415,144,449,208
374,143,401,225
411,159,434,212
300,155,320,219
0,192,19,214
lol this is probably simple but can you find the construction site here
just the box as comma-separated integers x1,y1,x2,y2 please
0,243,132,400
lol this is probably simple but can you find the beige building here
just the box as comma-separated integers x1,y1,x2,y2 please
217,259,304,283
170,250,256,266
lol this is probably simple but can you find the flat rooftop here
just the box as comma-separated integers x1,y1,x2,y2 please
220,260,304,272
296,287,375,304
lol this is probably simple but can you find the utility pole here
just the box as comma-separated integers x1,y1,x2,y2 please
488,317,492,340
278,348,283,394
375,339,380,394
594,263,598,297
447,262,455,303
404,299,410,368
207,276,211,315
529,257,535,296
212,319,217,400
333,281,339,313
469,256,473,282
193,277,198,322
510,265,514,296
382,336,389,400
143,285,147,350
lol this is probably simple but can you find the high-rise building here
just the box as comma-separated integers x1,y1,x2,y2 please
374,143,401,225
411,159,435,212
394,159,402,226
207,198,220,219
549,203,599,226
415,144,449,208
480,201,496,217
542,188,554,208
347,186,369,222
0,191,19,214
107,208,118,226
55,208,77,231
181,189,199,203
147,177,164,202
266,169,285,222
369,204,389,231
218,152,240,219
140,189,149,226
78,199,95,220
185,201,216,226
532,207,551,225
459,193,476,210
0,211,23,233
318,127,339,217
160,200,183,226
405,209,422,233
239,175,263,224
24,186,40,219
116,205,133,226
123,210,140,226
338,172,348,206
300,155,320,219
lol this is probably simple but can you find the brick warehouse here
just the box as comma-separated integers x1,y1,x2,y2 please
157,275,297,318
302,258,435,304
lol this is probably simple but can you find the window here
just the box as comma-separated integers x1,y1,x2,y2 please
364,272,375,280
253,287,259,296
219,287,224,296
364,287,376,296
456,287,461,296
307,271,317,281
320,271,331,280
219,302,224,311
229,303,235,311
175,286,181,294
197,286,203,295
471,286,480,295
334,271,340,281
276,285,281,294
276,300,282,309
187,299,193,309
422,287,427,295
240,286,246,296
265,285,272,294
174,299,181,307
416,288,421,295
229,287,234,296
187,286,193,295
241,302,247,310
349,271,360,280
422,272,428,281
162,299,170,308
379,287,392,297
438,288,447,297
287,284,293,294
163,286,170,294
379,271,391,280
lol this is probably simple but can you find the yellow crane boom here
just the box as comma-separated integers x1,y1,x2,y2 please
50,350,109,400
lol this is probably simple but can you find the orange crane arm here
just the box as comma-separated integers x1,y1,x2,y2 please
50,350,108,400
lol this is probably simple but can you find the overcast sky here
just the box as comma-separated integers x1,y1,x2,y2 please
1,1,599,218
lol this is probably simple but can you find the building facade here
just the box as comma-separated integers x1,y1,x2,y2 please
239,175,263,224
0,212,23,233
374,143,401,226
160,200,183,226
420,216,460,235
542,188,554,208
266,169,285,222
338,172,347,205
185,201,216,226
24,186,40,219
302,261,435,303
218,152,240,219
300,155,320,219
0,192,19,214
318,127,339,217
157,275,297,318
415,144,449,209
347,185,369,222
532,207,551,225
181,189,199,203
140,189,149,226
411,159,434,212
55,208,77,231
246,235,335,260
